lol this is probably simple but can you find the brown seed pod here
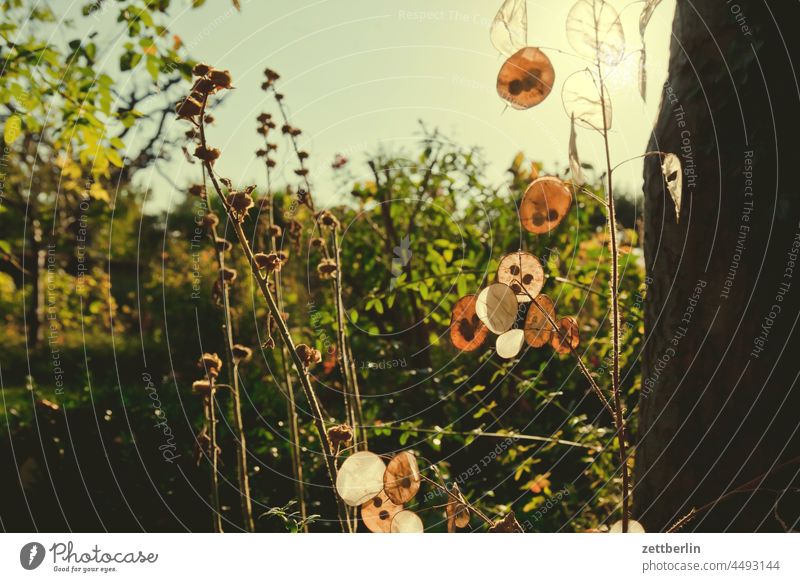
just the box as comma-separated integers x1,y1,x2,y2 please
232,344,253,364
254,252,282,273
519,176,573,234
487,511,524,533
524,294,556,348
361,491,403,534
496,251,544,302
317,258,338,279
551,316,580,354
198,352,223,378
214,238,232,253
208,68,233,89
449,295,489,352
228,191,254,222
176,96,203,118
316,210,339,229
189,184,206,198
296,343,321,368
192,77,216,95
194,145,221,165
496,47,555,110
264,68,280,82
383,451,421,505
192,379,213,394
310,237,325,248
192,63,211,77
267,224,282,238
327,424,353,447
445,484,470,532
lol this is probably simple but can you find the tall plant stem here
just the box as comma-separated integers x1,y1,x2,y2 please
207,214,255,532
206,388,223,532
598,62,630,533
262,148,308,529
332,227,365,449
197,104,347,531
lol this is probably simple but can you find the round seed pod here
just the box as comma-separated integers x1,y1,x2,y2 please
449,295,489,352
496,329,525,359
390,510,424,533
446,484,470,532
383,451,421,504
476,283,519,334
361,491,403,533
609,519,645,533
551,316,580,354
496,47,555,110
520,177,573,234
524,294,556,348
335,451,386,507
496,251,544,302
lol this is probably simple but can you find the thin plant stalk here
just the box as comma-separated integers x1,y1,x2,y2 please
206,213,255,532
597,60,631,533
205,386,223,533
260,136,309,529
197,98,349,531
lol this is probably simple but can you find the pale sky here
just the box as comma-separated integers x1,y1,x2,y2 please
67,0,677,209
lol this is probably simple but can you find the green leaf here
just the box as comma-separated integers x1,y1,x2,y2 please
3,115,22,144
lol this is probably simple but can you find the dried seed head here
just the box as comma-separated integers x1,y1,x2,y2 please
232,344,253,364
295,343,321,368
214,238,232,253
203,212,219,229
487,511,523,533
208,68,233,89
228,191,255,222
310,237,325,249
264,68,280,81
290,127,302,137
204,114,215,124
176,96,203,119
192,379,213,394
253,252,282,273
267,224,282,238
327,424,353,447
257,112,272,124
192,63,211,77
276,250,289,262
198,352,223,379
194,145,221,165
298,151,309,160
193,77,216,94
293,168,309,177
281,124,292,135
266,159,276,168
317,258,338,279
261,336,275,350
220,267,237,282
274,92,284,101
296,189,311,207
316,211,339,229
188,184,206,198
332,154,348,169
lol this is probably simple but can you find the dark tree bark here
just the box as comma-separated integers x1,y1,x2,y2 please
636,0,800,532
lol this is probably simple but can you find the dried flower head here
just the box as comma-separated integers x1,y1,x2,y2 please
189,184,206,198
257,112,272,124
295,343,321,368
176,96,203,119
316,211,340,229
327,424,353,447
192,379,213,394
208,68,233,89
264,68,280,82
214,238,232,253
310,237,325,249
276,250,290,262
194,145,221,165
192,63,211,77
228,191,255,222
317,258,338,279
232,344,253,364
267,224,282,238
262,336,276,350
220,267,237,282
254,252,282,273
193,77,216,95
198,352,223,379
487,511,523,533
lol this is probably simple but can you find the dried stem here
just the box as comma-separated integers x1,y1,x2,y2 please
204,386,223,532
205,212,255,532
197,96,348,531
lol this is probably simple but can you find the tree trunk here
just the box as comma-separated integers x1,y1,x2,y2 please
636,0,800,532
